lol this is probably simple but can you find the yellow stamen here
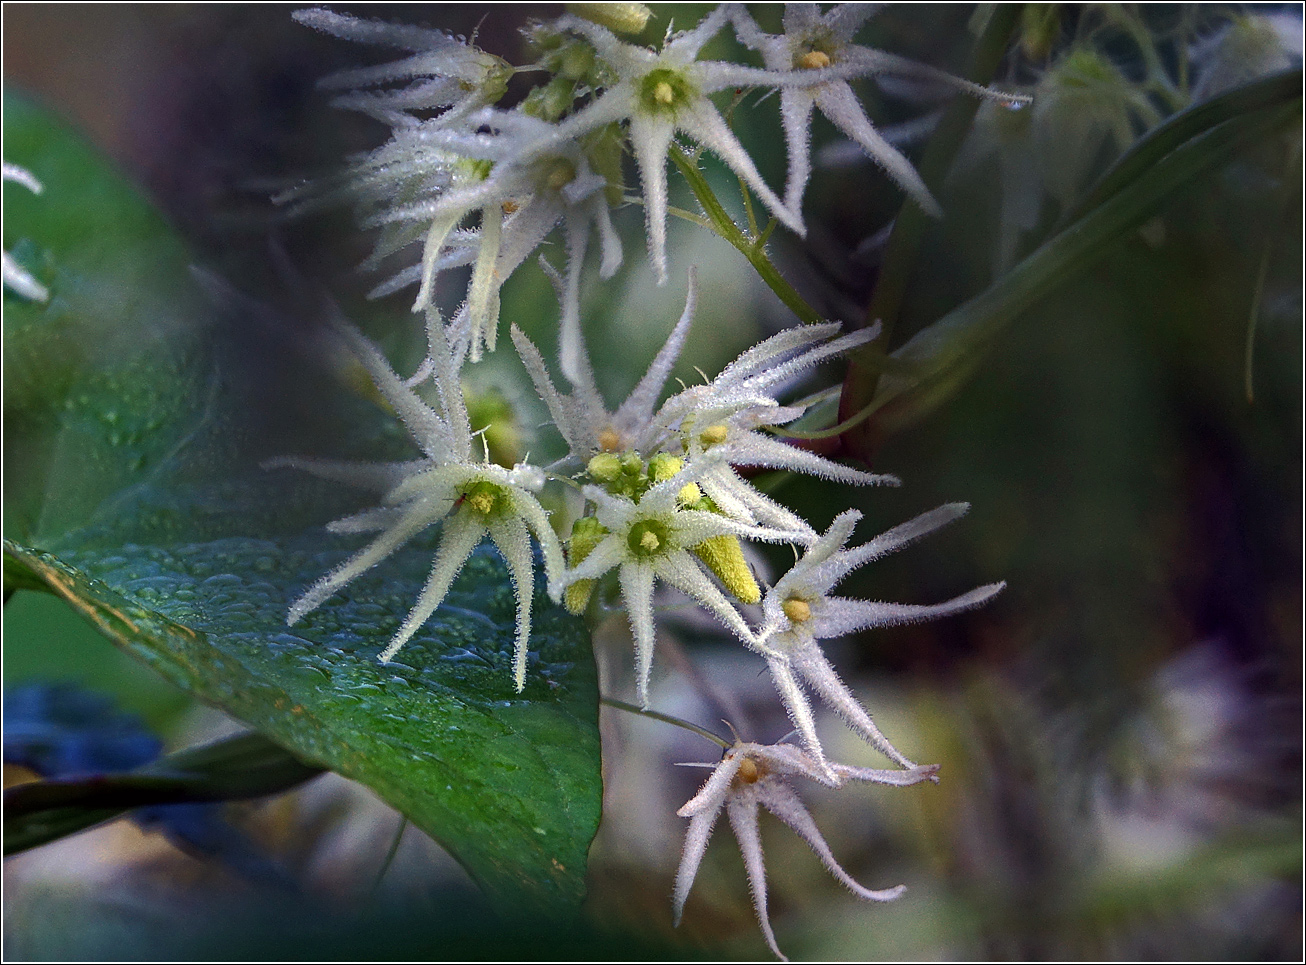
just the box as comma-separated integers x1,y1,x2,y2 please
799,50,831,70
598,427,622,452
639,529,662,552
782,597,812,623
735,757,763,784
699,423,729,447
653,81,676,105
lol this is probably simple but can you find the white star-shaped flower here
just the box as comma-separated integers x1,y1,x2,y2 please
542,9,826,282
674,739,939,961
268,308,563,690
3,162,49,303
655,317,899,539
756,505,1005,772
292,7,511,128
731,3,1029,217
512,268,699,467
553,460,795,707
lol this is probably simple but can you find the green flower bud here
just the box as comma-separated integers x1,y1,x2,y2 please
566,3,652,36
587,452,623,483
647,453,684,484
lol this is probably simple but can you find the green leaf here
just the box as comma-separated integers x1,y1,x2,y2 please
3,93,602,914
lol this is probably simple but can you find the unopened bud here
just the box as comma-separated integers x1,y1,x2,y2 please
647,453,684,484
566,3,652,35
587,452,622,483
693,535,761,605
564,516,609,615
677,482,704,507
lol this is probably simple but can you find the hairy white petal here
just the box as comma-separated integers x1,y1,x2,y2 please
814,81,941,217
627,114,677,284
618,561,659,707
827,502,970,578
766,654,831,775
726,794,785,961
755,778,907,902
673,807,721,927
790,640,916,768
653,550,754,645
288,497,445,625
487,513,537,691
379,508,487,662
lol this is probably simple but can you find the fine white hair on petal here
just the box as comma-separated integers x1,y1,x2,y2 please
379,509,487,662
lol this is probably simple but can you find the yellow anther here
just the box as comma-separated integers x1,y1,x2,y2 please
735,756,763,785
598,427,622,452
653,81,676,105
693,535,761,605
639,529,662,552
782,597,812,623
677,482,703,506
699,423,729,447
799,50,831,70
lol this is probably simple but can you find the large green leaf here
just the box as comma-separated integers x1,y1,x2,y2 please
2,92,602,914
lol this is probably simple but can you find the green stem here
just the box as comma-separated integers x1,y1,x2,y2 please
839,3,1026,450
669,146,824,325
369,815,409,897
601,696,731,749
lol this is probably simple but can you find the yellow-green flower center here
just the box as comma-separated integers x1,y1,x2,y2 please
462,480,510,518
627,518,671,558
639,67,695,116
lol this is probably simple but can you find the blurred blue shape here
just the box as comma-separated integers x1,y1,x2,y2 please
4,683,292,886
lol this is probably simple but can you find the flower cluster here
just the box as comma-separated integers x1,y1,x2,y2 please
278,4,1025,372
276,5,1012,958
